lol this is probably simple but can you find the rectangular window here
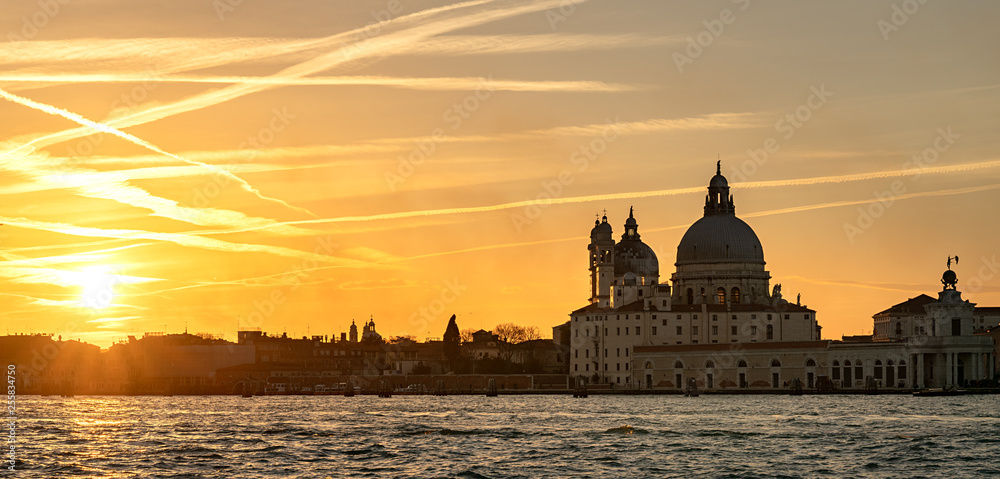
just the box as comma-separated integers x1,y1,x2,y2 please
676,326,682,335
574,364,578,371
604,349,608,357
712,314,718,321
677,315,682,320
625,328,629,336
638,290,643,297
585,350,589,358
652,315,657,320
652,326,658,335
692,326,699,335
732,315,737,320
712,326,718,335
625,349,629,357
662,300,667,307
575,350,578,358
625,363,629,370
767,314,772,320
586,364,589,371
751,326,758,335
784,314,790,320
604,363,608,371
662,319,667,326
804,314,810,320
635,326,640,335
605,328,608,335
751,314,757,320
616,348,620,357
617,327,620,335
731,326,738,335
693,314,699,320
617,363,620,371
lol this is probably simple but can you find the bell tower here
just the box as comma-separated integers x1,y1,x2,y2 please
588,212,615,307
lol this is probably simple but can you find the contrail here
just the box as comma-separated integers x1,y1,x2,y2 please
393,182,1000,262
0,73,642,92
200,158,1000,229
0,215,390,271
18,0,585,151
0,87,314,217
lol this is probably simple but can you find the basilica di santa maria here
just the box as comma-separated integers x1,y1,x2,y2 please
564,163,997,391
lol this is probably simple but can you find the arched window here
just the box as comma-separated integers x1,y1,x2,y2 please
643,361,654,369
674,361,684,369
887,360,894,366
874,360,882,366
706,360,715,369
844,360,851,366
770,359,781,367
737,360,747,368
731,287,741,304
806,359,816,367
765,324,773,340
717,287,726,304
898,360,906,366
686,288,694,304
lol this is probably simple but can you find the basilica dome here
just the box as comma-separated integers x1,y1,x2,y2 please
675,215,764,265
675,161,765,266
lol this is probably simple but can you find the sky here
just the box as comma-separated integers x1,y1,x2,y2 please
1,0,998,348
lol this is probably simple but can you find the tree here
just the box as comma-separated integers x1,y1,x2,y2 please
493,323,527,363
443,314,460,370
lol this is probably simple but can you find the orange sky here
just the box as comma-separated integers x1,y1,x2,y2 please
1,1,999,348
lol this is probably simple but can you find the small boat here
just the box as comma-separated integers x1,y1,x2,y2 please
485,378,498,397
684,378,699,397
913,387,966,397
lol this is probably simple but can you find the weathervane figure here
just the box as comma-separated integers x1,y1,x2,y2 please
947,255,959,270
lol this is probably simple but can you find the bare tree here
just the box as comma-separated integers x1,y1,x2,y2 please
494,323,529,363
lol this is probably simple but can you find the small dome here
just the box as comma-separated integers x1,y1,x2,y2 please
709,173,728,189
614,240,659,277
943,269,957,285
590,218,613,242
676,215,764,265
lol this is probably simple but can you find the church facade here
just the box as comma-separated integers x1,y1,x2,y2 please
566,164,996,390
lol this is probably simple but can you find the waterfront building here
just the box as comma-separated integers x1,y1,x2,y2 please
566,163,997,390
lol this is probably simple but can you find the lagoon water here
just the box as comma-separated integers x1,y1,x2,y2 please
12,394,1000,478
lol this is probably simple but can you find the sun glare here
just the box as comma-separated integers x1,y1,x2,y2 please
80,266,119,310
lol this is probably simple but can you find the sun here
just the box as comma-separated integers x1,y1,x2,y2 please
80,266,119,310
